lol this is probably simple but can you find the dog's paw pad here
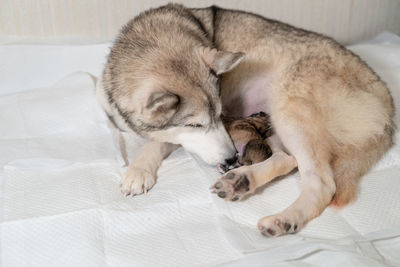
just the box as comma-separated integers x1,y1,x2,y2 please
210,168,253,201
257,215,301,237
234,174,250,192
120,168,156,197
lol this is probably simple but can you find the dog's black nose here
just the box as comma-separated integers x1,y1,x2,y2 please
225,155,237,165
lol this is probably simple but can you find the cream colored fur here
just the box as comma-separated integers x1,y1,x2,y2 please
99,4,395,237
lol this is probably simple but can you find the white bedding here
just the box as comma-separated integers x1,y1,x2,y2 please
1,32,400,267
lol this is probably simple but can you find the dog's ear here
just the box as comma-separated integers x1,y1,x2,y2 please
201,47,245,75
145,91,180,116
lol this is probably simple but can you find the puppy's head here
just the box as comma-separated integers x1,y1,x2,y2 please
111,46,245,165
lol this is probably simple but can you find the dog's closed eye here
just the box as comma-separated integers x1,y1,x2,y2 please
185,123,204,128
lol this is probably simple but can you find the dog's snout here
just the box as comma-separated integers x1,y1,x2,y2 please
225,155,238,165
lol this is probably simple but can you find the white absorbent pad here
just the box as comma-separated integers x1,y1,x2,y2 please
1,32,400,267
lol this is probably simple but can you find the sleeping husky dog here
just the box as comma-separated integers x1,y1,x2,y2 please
97,4,394,236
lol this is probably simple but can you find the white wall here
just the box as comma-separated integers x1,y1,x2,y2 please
0,0,399,44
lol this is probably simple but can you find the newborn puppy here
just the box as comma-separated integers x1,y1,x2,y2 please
218,112,273,173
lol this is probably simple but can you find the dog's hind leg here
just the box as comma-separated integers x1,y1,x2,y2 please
120,141,179,196
211,134,297,201
258,98,337,237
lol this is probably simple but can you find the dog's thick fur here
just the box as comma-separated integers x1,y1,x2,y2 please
97,4,395,236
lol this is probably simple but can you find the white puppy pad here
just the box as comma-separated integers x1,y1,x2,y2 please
1,33,400,266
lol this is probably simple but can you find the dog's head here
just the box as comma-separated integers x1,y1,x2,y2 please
110,46,245,165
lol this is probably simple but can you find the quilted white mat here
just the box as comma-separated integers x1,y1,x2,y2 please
1,32,399,267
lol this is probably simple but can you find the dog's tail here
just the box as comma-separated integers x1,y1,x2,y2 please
330,124,394,207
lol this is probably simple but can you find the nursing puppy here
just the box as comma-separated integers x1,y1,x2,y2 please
219,112,273,172
97,4,394,236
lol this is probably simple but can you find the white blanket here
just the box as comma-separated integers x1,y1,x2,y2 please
1,32,400,267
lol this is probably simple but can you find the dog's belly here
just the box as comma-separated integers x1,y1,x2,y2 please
222,74,275,117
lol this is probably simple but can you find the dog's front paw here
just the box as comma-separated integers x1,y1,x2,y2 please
210,167,255,201
120,168,156,196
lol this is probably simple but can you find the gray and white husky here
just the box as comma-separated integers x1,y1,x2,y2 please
97,4,394,236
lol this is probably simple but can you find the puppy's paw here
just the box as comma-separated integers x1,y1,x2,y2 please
250,111,267,117
257,213,301,237
210,167,255,201
120,168,156,197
